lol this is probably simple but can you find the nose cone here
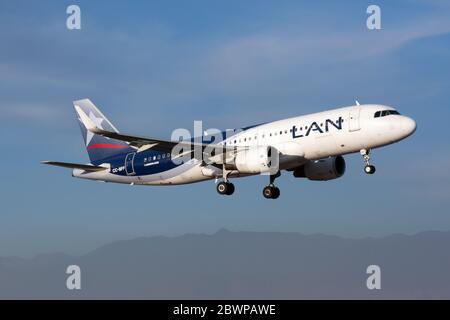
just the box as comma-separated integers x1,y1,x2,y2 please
401,116,417,137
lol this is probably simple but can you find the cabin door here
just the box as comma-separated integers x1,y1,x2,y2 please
125,152,136,175
348,107,361,132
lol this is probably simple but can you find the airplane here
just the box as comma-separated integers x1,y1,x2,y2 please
42,99,416,199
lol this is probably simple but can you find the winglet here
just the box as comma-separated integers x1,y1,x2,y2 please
355,100,360,106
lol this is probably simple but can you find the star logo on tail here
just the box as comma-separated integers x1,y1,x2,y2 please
79,111,105,146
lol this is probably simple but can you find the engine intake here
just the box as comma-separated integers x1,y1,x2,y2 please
293,156,346,181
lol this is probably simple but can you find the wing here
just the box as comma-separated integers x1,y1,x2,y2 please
74,105,240,163
41,161,108,172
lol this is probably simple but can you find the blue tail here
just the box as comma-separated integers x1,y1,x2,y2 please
73,99,134,165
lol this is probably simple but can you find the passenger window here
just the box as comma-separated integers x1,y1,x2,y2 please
157,155,161,160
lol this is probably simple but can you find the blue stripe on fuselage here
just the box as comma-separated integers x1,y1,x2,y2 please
106,122,265,176
108,150,184,176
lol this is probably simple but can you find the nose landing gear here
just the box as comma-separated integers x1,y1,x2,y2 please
364,165,376,174
361,149,376,174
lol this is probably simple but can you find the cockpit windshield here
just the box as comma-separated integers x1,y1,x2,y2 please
374,110,400,118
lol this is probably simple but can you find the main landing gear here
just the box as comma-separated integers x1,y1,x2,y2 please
216,170,282,199
216,168,235,196
216,181,235,195
361,149,376,175
263,171,281,199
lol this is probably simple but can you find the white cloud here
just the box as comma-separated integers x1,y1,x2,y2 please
0,104,65,121
205,17,450,87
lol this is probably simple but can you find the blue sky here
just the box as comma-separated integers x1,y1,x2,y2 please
0,0,449,257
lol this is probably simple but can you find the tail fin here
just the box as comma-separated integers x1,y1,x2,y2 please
73,99,133,165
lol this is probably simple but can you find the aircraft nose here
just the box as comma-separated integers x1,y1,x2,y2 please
401,116,417,137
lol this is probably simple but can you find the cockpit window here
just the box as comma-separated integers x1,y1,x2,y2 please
374,110,400,118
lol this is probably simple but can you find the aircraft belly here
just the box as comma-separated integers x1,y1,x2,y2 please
141,162,209,185
338,128,373,153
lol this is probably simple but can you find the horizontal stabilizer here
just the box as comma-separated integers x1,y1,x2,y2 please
41,161,108,172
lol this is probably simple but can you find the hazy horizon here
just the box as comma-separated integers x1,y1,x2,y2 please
3,227,450,260
2,229,450,299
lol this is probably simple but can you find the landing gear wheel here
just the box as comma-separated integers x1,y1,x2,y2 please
226,182,235,195
272,187,280,199
263,186,280,199
263,186,273,199
360,149,376,175
262,171,281,199
364,165,376,175
217,181,235,195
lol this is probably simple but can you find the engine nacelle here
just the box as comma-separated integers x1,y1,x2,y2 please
230,146,276,174
293,156,346,181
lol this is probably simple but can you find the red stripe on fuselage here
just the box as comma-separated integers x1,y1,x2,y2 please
88,143,128,150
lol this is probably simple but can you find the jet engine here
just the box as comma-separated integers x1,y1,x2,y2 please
226,146,277,174
293,156,346,181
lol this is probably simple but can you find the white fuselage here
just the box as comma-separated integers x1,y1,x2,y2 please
73,104,416,185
